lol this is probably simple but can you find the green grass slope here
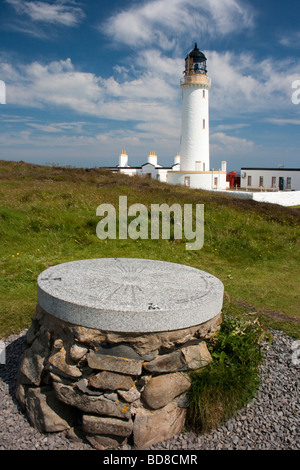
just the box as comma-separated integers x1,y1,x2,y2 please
0,160,299,338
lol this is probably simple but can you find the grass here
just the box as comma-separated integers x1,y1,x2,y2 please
0,159,299,338
1,159,299,339
187,315,268,433
0,159,299,432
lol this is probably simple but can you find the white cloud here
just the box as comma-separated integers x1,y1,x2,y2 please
264,118,300,126
208,51,300,115
211,132,254,152
1,48,297,152
215,123,250,131
4,58,102,110
1,43,299,168
136,49,182,86
101,0,254,49
0,55,181,148
26,121,89,133
2,46,299,126
6,0,85,26
279,31,300,48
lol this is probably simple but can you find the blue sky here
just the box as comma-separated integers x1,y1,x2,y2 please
0,0,299,171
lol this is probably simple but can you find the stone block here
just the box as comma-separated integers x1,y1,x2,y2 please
69,343,88,361
25,386,77,433
88,371,134,391
53,382,131,419
87,351,142,376
82,414,133,437
181,341,212,369
15,380,27,409
48,347,82,378
86,434,127,450
72,325,105,346
25,318,40,345
95,342,159,362
117,386,141,403
133,401,186,449
20,335,50,386
142,373,191,410
143,350,184,373
76,378,103,396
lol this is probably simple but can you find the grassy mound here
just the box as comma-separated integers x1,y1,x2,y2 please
0,159,299,339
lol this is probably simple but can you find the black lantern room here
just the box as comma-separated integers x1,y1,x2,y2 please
185,43,207,76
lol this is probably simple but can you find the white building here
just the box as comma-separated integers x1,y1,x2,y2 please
111,150,179,183
240,168,300,191
112,45,229,191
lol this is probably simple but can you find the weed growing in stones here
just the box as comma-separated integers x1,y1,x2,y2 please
187,316,270,433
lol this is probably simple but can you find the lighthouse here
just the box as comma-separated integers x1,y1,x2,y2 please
167,44,228,190
114,44,229,190
180,44,211,172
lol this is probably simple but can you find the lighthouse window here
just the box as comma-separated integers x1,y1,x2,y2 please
203,119,206,129
203,90,205,98
193,61,206,74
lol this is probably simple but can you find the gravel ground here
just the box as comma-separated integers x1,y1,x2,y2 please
0,328,299,451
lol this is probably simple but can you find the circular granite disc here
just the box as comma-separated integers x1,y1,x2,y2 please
37,258,224,333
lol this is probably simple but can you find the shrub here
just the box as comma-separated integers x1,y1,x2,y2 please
187,316,268,433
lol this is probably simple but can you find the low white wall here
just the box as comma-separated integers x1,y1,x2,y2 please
215,190,300,207
118,168,138,177
252,191,300,206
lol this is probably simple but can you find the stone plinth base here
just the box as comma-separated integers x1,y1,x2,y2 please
16,305,221,450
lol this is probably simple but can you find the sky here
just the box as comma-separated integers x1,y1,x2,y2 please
0,0,300,172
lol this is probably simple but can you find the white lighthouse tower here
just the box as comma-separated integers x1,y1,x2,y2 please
180,44,210,172
167,44,228,190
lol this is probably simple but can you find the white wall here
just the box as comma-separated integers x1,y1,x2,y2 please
118,167,138,177
180,85,210,172
252,191,300,206
140,163,158,179
215,190,300,207
167,171,228,190
156,169,169,182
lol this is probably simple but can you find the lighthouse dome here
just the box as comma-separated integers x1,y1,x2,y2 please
186,43,207,62
185,43,207,75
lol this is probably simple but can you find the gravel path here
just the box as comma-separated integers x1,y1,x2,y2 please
0,328,299,451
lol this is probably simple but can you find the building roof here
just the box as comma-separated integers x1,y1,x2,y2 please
186,43,206,62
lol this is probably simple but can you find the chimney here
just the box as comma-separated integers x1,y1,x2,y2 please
147,151,157,166
119,150,128,167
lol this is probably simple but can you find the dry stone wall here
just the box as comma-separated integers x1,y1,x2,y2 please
16,305,221,450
